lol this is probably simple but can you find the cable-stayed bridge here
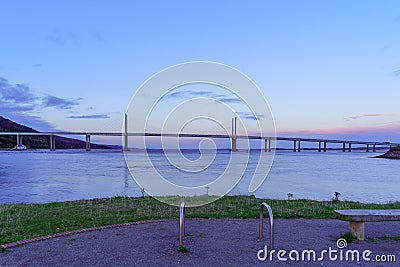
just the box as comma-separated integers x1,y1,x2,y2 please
1,129,398,153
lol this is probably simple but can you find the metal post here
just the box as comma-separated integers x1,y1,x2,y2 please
179,202,185,247
259,202,274,249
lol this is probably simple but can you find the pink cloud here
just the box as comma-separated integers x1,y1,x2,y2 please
344,113,390,121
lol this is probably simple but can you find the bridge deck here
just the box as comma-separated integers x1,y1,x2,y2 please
0,131,399,149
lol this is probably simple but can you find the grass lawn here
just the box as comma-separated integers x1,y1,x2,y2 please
1,196,399,245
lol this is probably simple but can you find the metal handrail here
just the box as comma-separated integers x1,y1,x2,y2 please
179,202,185,247
259,202,274,249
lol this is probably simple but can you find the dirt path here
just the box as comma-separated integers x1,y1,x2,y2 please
1,219,399,266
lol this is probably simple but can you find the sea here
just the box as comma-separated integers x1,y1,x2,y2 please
0,149,398,204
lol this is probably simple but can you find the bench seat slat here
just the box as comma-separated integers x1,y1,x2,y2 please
334,209,400,222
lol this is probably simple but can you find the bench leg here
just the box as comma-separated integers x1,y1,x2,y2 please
349,221,365,240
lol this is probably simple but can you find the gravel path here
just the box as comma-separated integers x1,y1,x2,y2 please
1,219,399,266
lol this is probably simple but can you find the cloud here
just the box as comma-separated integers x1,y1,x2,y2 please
344,113,389,121
162,90,242,104
42,94,81,110
237,112,265,121
0,78,38,103
0,77,84,130
68,114,110,119
90,31,104,43
164,90,217,99
217,97,241,103
46,29,78,45
0,100,36,113
1,77,81,111
46,29,104,45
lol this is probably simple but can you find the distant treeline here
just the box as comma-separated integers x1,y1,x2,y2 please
390,145,400,152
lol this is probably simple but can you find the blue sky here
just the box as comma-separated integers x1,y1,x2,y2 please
1,0,399,145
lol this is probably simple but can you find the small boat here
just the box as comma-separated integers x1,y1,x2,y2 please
13,144,27,150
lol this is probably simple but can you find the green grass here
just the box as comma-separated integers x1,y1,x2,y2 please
381,235,400,241
390,145,400,152
338,232,356,243
178,246,189,253
1,196,399,246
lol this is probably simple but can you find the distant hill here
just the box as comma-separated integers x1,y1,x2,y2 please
0,116,114,149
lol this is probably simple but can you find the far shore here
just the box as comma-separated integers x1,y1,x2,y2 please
375,150,400,159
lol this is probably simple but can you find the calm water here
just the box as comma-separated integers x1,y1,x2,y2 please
0,149,398,204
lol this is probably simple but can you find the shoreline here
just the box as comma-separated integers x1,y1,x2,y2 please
375,150,400,159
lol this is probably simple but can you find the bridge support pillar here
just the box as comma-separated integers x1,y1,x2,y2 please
86,134,91,151
264,138,272,152
373,144,376,152
231,137,238,152
348,143,352,152
297,140,301,152
123,134,129,151
293,140,296,152
366,144,369,152
342,143,345,152
318,142,321,152
230,117,238,152
16,134,23,145
50,135,56,151
324,141,327,152
123,113,130,151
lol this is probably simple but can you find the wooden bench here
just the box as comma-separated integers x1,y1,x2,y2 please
333,209,400,240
